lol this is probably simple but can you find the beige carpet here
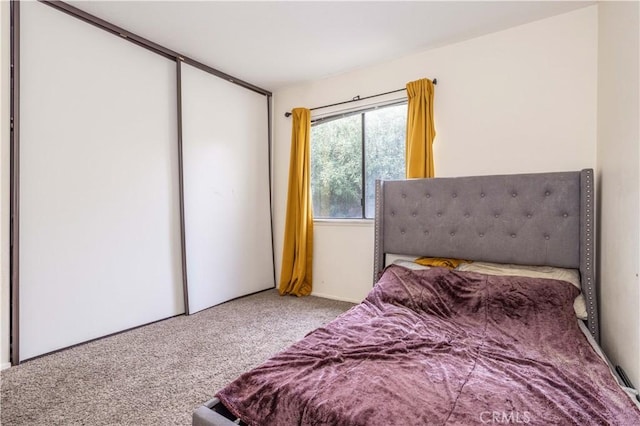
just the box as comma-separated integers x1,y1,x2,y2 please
0,289,355,425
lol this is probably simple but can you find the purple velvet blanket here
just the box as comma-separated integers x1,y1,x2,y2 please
217,266,640,425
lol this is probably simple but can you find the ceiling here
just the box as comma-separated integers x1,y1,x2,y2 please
68,1,594,92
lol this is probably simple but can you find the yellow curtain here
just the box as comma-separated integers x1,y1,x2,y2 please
279,108,313,297
405,78,436,178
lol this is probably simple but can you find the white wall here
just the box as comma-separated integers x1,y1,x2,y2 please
597,1,640,387
1,0,10,370
273,6,598,302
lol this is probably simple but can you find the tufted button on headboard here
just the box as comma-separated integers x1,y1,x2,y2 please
373,169,598,342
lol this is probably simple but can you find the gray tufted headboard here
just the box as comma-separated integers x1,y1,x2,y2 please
373,169,598,342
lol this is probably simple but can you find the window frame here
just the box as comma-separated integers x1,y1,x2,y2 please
310,100,407,221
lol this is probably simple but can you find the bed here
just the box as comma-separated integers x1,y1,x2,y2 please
193,169,640,425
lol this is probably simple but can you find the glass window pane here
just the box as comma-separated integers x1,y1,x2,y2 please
364,104,407,218
311,115,363,218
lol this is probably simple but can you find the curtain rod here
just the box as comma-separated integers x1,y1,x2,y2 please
284,78,436,118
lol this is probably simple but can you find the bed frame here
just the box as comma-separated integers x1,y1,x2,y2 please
373,169,598,341
193,168,598,426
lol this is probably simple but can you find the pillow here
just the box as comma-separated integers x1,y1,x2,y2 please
415,257,471,269
392,259,431,271
455,261,587,320
385,254,419,267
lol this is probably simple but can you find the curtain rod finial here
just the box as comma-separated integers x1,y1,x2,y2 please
284,112,292,118
433,78,437,85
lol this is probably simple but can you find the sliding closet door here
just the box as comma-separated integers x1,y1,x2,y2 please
19,3,184,360
181,63,273,314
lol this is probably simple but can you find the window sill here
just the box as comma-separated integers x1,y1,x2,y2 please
313,219,374,227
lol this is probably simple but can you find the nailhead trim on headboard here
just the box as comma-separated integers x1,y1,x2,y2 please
581,169,599,342
373,180,384,284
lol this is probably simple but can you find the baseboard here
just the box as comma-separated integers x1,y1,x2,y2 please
1,362,11,371
310,292,361,304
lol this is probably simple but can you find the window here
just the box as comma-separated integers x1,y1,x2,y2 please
310,103,406,219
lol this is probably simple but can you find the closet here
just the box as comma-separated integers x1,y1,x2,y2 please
13,2,274,363
181,63,273,314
